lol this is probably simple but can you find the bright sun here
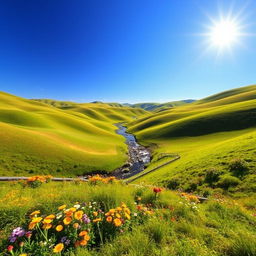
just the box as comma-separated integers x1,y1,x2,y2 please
210,19,240,48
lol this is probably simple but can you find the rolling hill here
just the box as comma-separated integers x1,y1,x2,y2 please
127,84,256,196
0,92,148,176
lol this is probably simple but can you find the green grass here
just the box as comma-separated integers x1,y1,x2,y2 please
0,181,256,255
0,92,148,176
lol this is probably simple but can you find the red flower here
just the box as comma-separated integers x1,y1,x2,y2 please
7,245,13,252
153,187,162,193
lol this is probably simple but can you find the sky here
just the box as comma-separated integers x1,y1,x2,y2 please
0,0,255,103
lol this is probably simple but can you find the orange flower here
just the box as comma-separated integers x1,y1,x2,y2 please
106,216,112,222
58,205,66,210
73,223,79,229
65,210,73,217
113,218,122,227
63,217,72,225
53,243,64,253
80,239,87,246
28,222,36,230
56,225,63,232
79,231,88,237
45,214,55,219
93,211,98,217
74,210,83,220
42,223,52,230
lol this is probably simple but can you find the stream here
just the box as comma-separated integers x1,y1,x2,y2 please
113,123,151,179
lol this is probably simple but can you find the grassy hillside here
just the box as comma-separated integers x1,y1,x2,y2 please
0,92,148,176
125,99,195,111
127,85,256,196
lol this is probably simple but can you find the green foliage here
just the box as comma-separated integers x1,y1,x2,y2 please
229,158,248,177
217,175,241,189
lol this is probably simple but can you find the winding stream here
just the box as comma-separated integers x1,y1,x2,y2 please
113,124,151,179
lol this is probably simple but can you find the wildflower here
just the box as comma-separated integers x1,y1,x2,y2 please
113,218,122,227
42,223,52,230
70,207,77,212
93,211,98,217
116,213,121,218
93,218,102,223
19,242,24,247
82,214,91,224
73,223,80,229
106,216,112,222
53,243,64,253
45,214,55,219
153,187,162,193
30,210,40,217
9,227,26,242
63,217,72,225
125,213,131,220
79,231,88,237
31,217,43,223
25,231,32,238
84,234,90,241
19,254,27,256
74,210,83,220
80,239,87,246
7,245,13,252
58,205,66,210
74,204,81,209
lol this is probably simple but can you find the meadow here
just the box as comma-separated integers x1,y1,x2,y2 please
0,180,256,255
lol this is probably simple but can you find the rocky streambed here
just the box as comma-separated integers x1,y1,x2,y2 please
113,123,151,179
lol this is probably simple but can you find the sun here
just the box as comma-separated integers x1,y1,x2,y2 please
209,19,240,48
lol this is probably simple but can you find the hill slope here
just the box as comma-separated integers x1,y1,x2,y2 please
127,85,256,196
0,92,148,176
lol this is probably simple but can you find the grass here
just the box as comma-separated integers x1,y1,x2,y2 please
0,91,148,176
0,181,256,255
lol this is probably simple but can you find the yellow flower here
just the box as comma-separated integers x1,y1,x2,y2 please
70,207,77,212
74,210,83,220
31,217,43,223
45,214,55,219
116,213,121,218
93,218,102,223
93,211,98,217
113,218,122,227
58,204,66,210
116,207,122,211
42,223,52,230
30,210,40,216
63,217,72,225
84,234,90,241
19,254,27,256
106,216,112,222
56,225,63,232
53,243,64,253
43,218,53,224
125,213,131,220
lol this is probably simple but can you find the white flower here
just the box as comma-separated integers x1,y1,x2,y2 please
74,204,81,209
133,213,138,216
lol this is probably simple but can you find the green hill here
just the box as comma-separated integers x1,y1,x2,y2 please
125,100,195,111
127,85,256,196
0,92,148,176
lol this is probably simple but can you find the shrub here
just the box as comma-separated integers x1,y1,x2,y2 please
204,168,222,185
167,178,181,190
217,175,240,190
229,158,248,177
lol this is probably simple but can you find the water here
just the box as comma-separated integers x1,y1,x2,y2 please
114,123,151,179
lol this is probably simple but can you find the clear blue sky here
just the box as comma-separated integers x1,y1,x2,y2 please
0,0,255,103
